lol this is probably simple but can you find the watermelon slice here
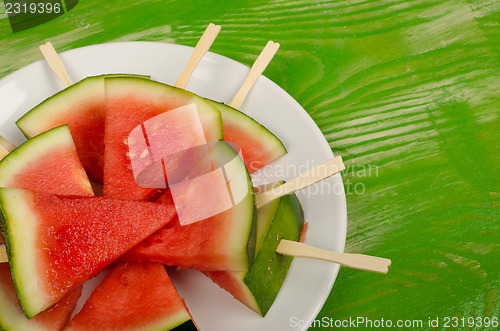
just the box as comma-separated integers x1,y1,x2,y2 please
208,100,287,173
0,125,93,327
0,125,93,196
204,190,304,316
0,188,177,318
122,141,255,272
16,76,108,182
103,76,222,201
0,263,82,331
15,74,150,183
65,262,195,331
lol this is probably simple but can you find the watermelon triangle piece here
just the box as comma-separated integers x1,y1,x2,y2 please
121,141,255,272
0,188,176,318
103,77,222,201
0,124,93,326
65,262,196,331
16,76,108,182
0,125,94,196
0,263,82,331
207,100,287,173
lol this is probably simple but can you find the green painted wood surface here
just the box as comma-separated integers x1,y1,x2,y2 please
1,0,499,329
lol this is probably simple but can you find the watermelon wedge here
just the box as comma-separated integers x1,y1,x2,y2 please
0,188,177,318
16,76,108,182
103,76,222,201
0,264,82,331
0,125,93,196
65,262,195,331
204,190,304,316
15,74,150,183
0,125,93,327
208,100,287,173
122,141,255,271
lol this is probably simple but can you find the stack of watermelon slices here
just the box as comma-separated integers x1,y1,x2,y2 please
0,74,303,330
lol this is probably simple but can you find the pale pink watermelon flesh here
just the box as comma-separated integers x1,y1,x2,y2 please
207,100,286,173
122,141,255,272
103,77,222,201
0,264,82,331
0,188,177,318
65,262,194,331
16,76,108,182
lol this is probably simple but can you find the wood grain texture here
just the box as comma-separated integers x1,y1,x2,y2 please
0,0,498,328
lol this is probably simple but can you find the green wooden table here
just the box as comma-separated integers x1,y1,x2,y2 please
1,0,499,329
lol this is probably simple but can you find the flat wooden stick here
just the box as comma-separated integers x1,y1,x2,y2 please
0,247,6,264
39,42,72,87
0,145,9,160
0,136,16,153
277,240,391,274
228,41,280,109
255,155,345,208
174,23,221,89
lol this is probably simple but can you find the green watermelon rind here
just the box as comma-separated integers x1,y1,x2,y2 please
0,125,93,195
16,76,105,138
243,192,303,316
15,74,151,138
0,282,52,331
0,188,45,319
104,77,223,143
206,191,303,317
253,182,283,258
207,100,286,168
209,141,255,271
65,310,191,331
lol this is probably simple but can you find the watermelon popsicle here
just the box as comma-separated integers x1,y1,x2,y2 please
0,128,190,328
120,41,289,271
0,126,91,329
103,24,223,201
204,157,344,316
65,262,196,331
206,157,390,316
206,41,287,173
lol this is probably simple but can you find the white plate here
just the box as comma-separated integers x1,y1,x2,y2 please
0,42,347,331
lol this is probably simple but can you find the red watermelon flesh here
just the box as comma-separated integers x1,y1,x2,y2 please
16,76,108,182
103,77,222,201
123,192,250,271
0,124,91,327
65,262,192,331
0,188,177,318
121,141,255,272
207,100,286,173
0,263,82,331
0,125,94,197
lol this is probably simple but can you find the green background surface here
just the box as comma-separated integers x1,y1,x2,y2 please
1,0,499,329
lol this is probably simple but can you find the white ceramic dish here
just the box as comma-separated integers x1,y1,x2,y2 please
0,41,347,331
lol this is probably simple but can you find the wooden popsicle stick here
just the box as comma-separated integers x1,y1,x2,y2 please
228,40,280,110
0,247,6,264
277,240,391,274
174,23,222,89
255,155,345,208
39,42,72,87
0,136,16,153
0,145,9,160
